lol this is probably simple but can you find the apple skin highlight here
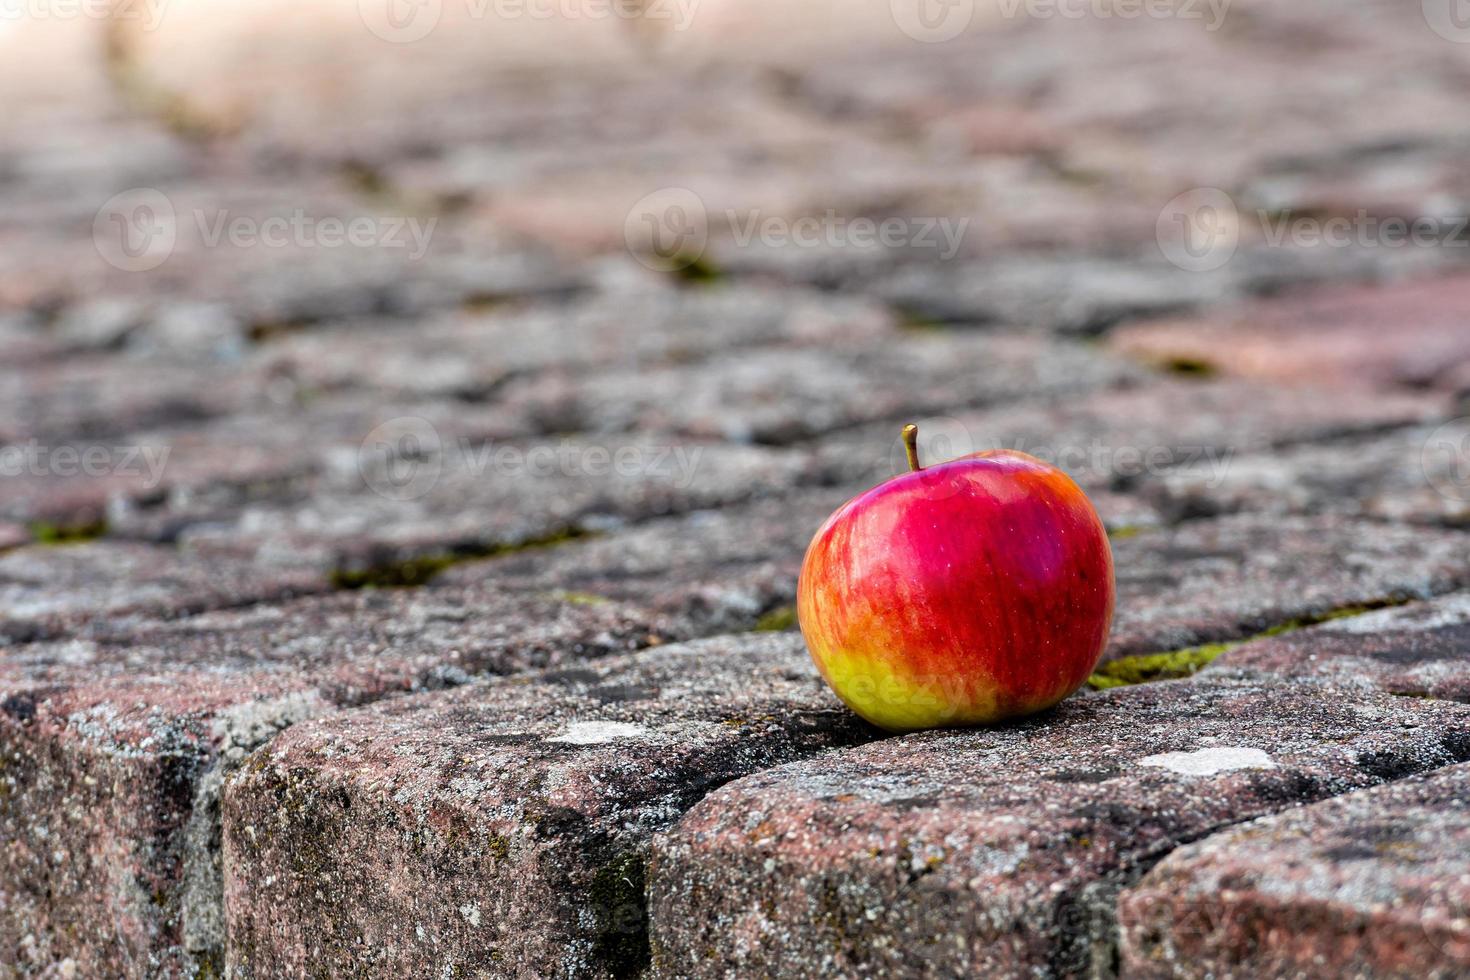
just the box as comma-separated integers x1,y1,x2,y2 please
797,446,1115,732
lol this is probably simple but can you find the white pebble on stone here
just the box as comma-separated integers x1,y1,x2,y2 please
1138,746,1277,776
546,721,652,744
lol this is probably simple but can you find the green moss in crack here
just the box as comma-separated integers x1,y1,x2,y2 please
331,528,594,590
1158,356,1217,378
190,949,224,980
753,606,798,632
1088,642,1236,690
29,519,108,545
590,851,650,978
660,251,722,286
1089,597,1417,690
548,591,612,607
897,311,947,333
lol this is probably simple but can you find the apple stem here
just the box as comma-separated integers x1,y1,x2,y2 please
902,424,922,472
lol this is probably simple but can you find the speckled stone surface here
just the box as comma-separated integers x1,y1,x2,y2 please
1119,762,1470,980
9,2,1470,975
176,436,816,577
497,332,1137,445
1205,592,1470,701
1108,515,1470,658
1142,423,1470,527
646,681,1470,979
813,377,1441,490
256,286,897,403
435,488,850,636
220,633,878,979
0,354,269,444
0,541,330,643
0,394,536,533
0,586,675,977
1111,275,1470,392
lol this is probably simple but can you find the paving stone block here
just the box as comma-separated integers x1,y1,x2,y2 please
0,354,269,444
1142,423,1470,526
0,586,674,977
0,313,61,366
220,633,877,979
1119,762,1470,980
499,332,1138,445
0,522,28,552
646,681,1470,979
0,397,526,537
434,488,851,636
1109,515,1470,659
178,436,816,578
1205,591,1470,702
255,286,896,403
813,378,1440,491
1112,275,1470,392
0,541,330,644
868,255,1240,334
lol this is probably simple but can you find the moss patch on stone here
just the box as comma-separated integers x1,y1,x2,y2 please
28,519,109,545
1158,356,1217,378
590,850,650,978
753,606,798,632
330,528,593,590
1090,598,1416,690
1088,642,1236,690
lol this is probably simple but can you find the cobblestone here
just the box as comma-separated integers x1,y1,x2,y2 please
646,681,1470,978
221,633,875,979
1120,761,1470,979
9,3,1470,976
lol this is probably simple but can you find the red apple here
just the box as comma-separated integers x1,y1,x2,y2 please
797,424,1114,731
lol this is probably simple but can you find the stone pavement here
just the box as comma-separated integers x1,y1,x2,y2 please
5,1,1470,977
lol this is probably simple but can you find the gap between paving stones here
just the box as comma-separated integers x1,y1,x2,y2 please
1088,598,1416,691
